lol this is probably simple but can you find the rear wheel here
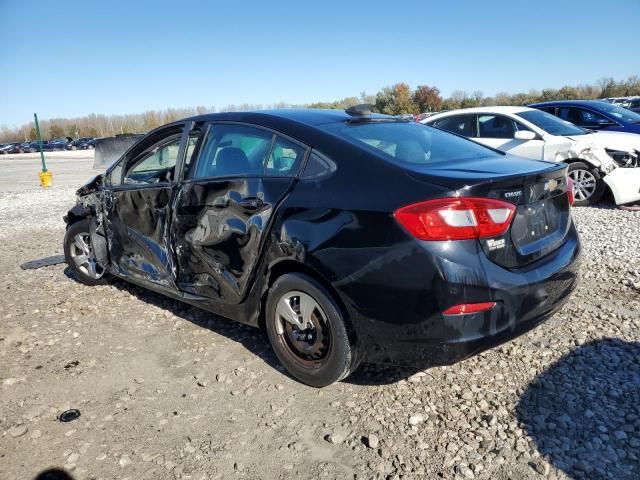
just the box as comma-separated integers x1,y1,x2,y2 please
265,273,356,387
568,161,604,206
63,218,110,286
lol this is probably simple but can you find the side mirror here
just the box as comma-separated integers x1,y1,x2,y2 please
514,130,537,141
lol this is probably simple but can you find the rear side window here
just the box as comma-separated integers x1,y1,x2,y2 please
265,136,306,177
322,121,500,167
188,124,308,179
477,114,516,138
190,124,273,179
433,115,476,137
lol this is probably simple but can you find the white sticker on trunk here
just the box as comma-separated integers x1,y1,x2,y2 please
486,238,506,251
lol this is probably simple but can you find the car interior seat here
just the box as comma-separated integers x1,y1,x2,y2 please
395,140,425,164
566,109,582,125
215,147,250,176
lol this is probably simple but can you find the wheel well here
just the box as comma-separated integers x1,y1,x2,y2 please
65,204,93,227
67,212,91,227
258,260,349,333
564,158,597,169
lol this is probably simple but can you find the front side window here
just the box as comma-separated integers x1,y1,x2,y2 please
124,136,181,185
477,114,516,138
433,115,476,137
190,124,273,179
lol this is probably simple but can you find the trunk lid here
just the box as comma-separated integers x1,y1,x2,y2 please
407,155,571,268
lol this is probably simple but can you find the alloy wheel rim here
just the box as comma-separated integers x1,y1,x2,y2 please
569,169,597,201
274,291,331,367
69,232,105,280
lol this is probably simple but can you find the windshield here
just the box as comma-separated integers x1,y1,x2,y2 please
594,102,640,123
516,110,588,136
322,121,501,167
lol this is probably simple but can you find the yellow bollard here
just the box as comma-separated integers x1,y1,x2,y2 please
39,171,53,187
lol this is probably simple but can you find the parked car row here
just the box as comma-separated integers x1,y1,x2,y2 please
0,137,96,154
421,102,640,207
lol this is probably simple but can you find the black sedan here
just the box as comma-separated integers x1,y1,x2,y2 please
0,142,22,154
63,107,581,386
45,137,73,151
19,140,40,153
68,137,96,150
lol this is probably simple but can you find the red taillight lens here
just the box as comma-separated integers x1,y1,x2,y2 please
393,197,516,241
443,302,496,315
566,176,575,206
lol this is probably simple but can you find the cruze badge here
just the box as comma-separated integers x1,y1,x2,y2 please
504,190,522,199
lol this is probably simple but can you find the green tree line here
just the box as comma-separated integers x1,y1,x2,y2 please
1,76,639,144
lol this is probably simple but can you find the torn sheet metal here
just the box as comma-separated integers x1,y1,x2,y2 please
93,134,143,169
557,141,640,206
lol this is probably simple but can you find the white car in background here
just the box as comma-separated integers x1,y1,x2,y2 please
422,106,640,206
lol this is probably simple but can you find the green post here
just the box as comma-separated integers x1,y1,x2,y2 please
34,113,47,173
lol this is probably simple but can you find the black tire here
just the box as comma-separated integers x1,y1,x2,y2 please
567,161,605,206
63,218,110,286
265,273,358,387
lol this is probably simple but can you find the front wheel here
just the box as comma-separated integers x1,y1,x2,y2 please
63,218,110,286
568,161,605,206
265,273,357,387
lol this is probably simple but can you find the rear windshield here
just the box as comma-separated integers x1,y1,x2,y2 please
322,121,500,167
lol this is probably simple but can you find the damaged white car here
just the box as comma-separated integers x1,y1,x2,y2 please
422,106,640,206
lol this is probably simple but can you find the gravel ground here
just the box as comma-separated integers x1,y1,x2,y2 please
0,184,639,480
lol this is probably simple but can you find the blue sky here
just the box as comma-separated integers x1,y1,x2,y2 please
1,0,638,127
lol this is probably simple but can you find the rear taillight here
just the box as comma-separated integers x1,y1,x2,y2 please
566,176,575,206
394,197,516,241
443,302,496,315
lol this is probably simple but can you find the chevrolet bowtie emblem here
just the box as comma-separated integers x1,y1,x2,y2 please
545,179,558,191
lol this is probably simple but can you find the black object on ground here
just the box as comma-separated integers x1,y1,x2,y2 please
20,255,66,270
34,469,75,480
58,409,81,423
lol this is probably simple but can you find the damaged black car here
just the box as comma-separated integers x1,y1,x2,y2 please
64,107,581,387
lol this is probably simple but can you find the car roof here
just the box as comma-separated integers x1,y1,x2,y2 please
426,106,534,118
183,108,377,127
147,108,400,155
529,100,607,108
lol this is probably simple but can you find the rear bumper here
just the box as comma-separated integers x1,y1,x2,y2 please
336,222,581,367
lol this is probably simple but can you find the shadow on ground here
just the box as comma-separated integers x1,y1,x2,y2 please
517,338,640,479
62,266,285,375
61,265,438,386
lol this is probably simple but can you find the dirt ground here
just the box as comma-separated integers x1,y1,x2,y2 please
1,153,639,480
